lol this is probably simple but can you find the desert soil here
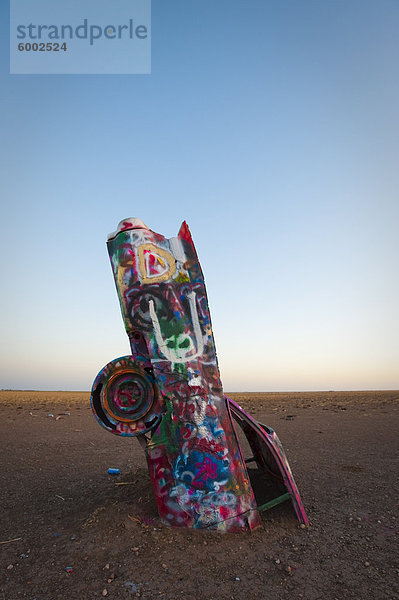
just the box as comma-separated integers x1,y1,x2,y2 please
1,390,398,600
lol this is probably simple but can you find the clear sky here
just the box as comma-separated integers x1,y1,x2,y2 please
1,0,398,391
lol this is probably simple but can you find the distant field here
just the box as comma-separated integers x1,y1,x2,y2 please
0,389,397,408
0,390,90,406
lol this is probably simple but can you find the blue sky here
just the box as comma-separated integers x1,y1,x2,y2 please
1,0,398,391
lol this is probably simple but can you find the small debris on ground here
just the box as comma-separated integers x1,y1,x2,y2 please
125,582,138,593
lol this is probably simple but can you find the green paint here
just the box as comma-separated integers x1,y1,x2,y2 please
173,363,188,376
257,492,291,513
159,316,184,338
149,398,179,452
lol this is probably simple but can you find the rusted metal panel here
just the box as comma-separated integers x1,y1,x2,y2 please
228,397,308,526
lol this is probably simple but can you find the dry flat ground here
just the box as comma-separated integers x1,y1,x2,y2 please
0,390,398,600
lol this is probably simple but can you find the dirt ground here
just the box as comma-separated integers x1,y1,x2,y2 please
1,390,398,600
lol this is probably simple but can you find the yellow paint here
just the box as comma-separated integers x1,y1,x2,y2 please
137,243,176,284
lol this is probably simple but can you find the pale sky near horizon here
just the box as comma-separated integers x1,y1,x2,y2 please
1,0,398,392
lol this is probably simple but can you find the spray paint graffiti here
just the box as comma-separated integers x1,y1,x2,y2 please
91,218,308,531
